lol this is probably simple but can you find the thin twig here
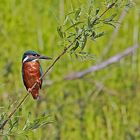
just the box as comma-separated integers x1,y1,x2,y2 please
0,2,116,130
64,44,139,80
92,2,116,26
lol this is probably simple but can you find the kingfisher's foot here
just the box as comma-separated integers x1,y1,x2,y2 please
36,79,41,86
28,88,32,93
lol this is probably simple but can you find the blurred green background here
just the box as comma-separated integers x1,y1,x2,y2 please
0,0,139,139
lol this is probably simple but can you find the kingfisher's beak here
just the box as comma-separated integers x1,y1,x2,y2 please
38,55,52,60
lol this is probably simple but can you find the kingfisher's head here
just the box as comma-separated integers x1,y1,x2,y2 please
22,50,52,63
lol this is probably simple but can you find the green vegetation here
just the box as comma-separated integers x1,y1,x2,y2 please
0,0,139,139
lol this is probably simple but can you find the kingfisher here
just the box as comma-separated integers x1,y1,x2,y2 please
22,50,52,99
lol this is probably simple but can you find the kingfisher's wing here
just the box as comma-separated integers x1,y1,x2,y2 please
39,65,43,89
22,65,28,90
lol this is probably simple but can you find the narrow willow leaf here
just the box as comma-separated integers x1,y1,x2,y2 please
0,112,6,123
72,51,96,61
9,119,13,129
79,51,87,54
103,22,116,28
67,33,76,39
57,26,64,38
81,36,87,50
70,41,79,51
93,32,105,39
103,13,117,22
75,8,81,20
63,16,69,25
91,31,96,38
66,22,83,31
24,120,40,130
24,115,52,130
66,11,76,16
31,120,40,130
91,19,100,26
88,17,91,28
75,53,78,59
88,6,92,15
34,115,50,122
95,8,100,15
9,119,18,131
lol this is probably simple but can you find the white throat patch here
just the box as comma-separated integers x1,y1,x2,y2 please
23,56,29,63
32,59,38,62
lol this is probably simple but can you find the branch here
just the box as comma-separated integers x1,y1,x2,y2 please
64,44,139,80
0,2,116,130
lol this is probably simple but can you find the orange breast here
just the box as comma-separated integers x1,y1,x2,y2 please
23,61,42,99
23,61,42,90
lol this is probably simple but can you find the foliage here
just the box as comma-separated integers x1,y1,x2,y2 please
57,1,118,60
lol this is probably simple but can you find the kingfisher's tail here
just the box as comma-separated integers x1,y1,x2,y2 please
31,89,40,100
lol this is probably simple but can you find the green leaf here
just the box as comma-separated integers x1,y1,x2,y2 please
57,26,64,38
93,32,105,39
0,112,6,123
91,18,100,27
103,13,117,22
66,22,83,31
103,22,116,28
91,31,96,38
95,8,100,15
23,115,53,131
9,119,13,129
74,53,79,59
75,8,81,20
67,33,76,39
88,17,92,28
88,6,92,15
71,51,96,61
70,41,79,51
63,16,69,25
81,36,87,50
79,51,87,55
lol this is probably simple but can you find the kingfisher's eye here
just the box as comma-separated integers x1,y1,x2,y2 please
33,54,38,57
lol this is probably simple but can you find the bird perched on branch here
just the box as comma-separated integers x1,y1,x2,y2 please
22,50,52,99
